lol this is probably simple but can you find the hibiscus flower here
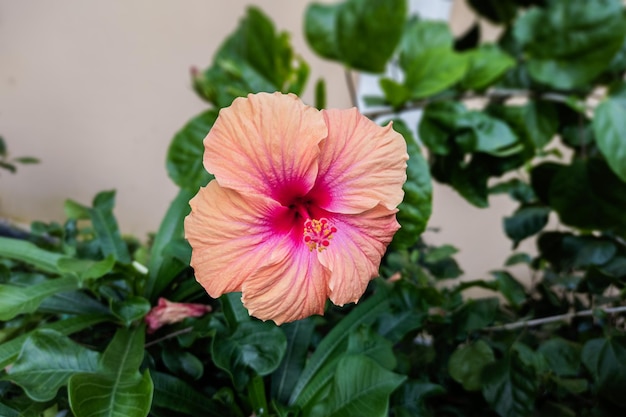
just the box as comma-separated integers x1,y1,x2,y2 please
184,92,407,324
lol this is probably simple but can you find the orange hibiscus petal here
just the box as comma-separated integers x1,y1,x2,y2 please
317,205,400,306
184,180,282,298
241,242,330,325
315,108,408,214
204,92,327,204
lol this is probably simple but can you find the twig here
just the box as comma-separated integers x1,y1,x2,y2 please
482,306,626,332
360,88,588,120
145,326,193,348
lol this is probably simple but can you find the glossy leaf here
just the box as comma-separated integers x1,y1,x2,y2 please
0,314,109,369
166,110,217,192
57,254,115,281
514,0,626,89
68,326,153,417
503,206,550,247
399,18,454,68
0,236,63,274
0,277,78,321
403,47,468,99
8,329,99,402
492,271,527,308
89,191,131,264
305,0,406,73
461,44,515,90
482,350,537,417
111,296,151,326
144,188,194,300
211,320,287,390
593,85,626,182
271,318,315,404
151,371,223,417
307,355,406,417
538,338,581,377
290,288,390,406
582,336,626,406
389,119,432,249
448,340,495,391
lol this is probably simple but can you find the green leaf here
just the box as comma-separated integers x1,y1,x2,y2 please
0,236,64,273
418,101,466,155
151,371,223,417
538,338,581,377
0,314,109,369
514,0,626,89
399,18,454,68
166,110,217,192
492,271,527,308
57,254,116,281
503,206,550,247
453,297,499,335
461,44,515,90
467,0,517,24
389,120,432,249
0,276,78,320
448,340,495,391
144,188,194,300
212,320,287,390
89,191,131,264
455,111,519,155
403,47,468,99
582,336,626,406
489,178,536,204
7,329,99,402
305,0,406,73
548,159,626,235
593,86,626,182
13,156,39,164
307,355,406,417
482,350,537,417
290,288,390,406
161,349,204,380
194,6,306,107
68,326,153,417
271,319,315,404
111,296,151,326
64,198,91,220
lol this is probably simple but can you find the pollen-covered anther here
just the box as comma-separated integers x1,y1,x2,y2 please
303,218,337,252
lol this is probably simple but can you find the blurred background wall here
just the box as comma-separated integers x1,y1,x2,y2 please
0,0,527,284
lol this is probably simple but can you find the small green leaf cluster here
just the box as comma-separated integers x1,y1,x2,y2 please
2,0,626,416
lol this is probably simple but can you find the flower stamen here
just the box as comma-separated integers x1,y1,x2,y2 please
303,218,337,252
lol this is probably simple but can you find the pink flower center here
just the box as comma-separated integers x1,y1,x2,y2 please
303,218,337,252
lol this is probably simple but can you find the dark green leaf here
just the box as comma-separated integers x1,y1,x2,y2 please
7,329,99,402
271,319,315,404
503,206,550,247
492,271,527,308
151,371,222,417
468,0,517,24
0,236,64,273
0,314,109,369
0,277,78,320
90,191,131,264
68,326,153,417
290,288,390,406
145,188,194,300
448,340,495,391
489,178,536,204
482,350,537,417
307,355,406,417
538,338,581,377
13,156,39,164
389,120,432,249
514,0,626,89
111,296,151,326
212,320,287,390
455,111,519,155
453,298,499,335
582,336,626,406
161,349,204,380
166,110,217,192
593,84,626,182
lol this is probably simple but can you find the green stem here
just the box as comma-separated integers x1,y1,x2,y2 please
247,375,268,416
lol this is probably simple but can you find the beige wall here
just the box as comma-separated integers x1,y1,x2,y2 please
0,1,528,284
